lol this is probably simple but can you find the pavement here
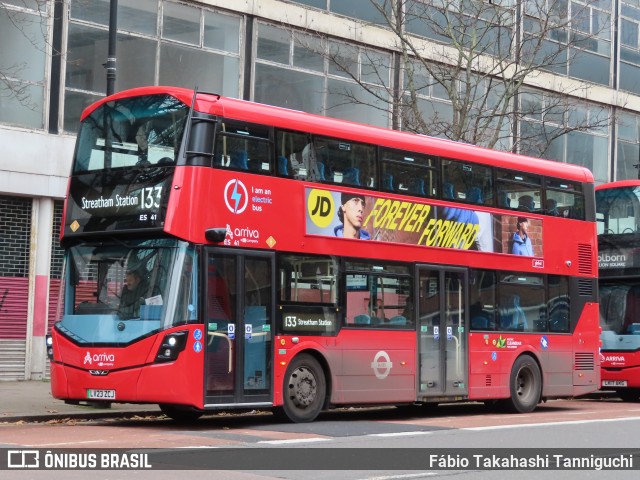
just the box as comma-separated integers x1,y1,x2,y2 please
0,380,160,423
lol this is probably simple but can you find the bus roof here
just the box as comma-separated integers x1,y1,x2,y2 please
596,180,640,191
84,85,595,184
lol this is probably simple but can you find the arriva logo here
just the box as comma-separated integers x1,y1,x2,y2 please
604,355,625,362
83,352,115,366
224,179,249,214
234,226,259,239
307,189,335,228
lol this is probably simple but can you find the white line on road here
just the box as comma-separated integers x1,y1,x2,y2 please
28,440,104,446
463,416,640,431
369,431,433,438
258,438,332,445
357,473,438,480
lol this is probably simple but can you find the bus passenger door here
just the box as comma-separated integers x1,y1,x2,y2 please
204,249,274,407
417,266,469,399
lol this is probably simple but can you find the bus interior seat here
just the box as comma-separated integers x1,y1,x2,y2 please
409,178,426,195
499,310,513,330
498,296,527,331
157,157,174,166
471,316,488,329
315,161,326,181
466,186,484,204
278,156,289,176
354,314,371,325
549,307,569,332
442,182,455,199
230,151,248,170
517,195,535,211
628,324,640,334
343,167,360,186
497,191,511,208
383,173,394,191
389,315,407,325
545,198,559,216
512,294,528,330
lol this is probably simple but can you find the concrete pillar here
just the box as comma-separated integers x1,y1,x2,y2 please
26,197,54,380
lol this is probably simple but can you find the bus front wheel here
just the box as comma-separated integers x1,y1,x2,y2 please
282,353,326,423
506,355,541,413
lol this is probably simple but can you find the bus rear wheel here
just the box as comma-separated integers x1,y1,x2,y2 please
159,404,204,422
505,355,541,413
282,353,326,423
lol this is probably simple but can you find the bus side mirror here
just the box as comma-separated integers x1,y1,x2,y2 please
205,228,227,242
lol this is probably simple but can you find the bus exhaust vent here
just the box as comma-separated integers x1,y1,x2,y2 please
577,279,593,297
577,244,593,275
485,375,492,387
574,352,595,371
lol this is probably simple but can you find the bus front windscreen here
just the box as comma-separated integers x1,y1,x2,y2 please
600,282,640,350
56,239,198,345
74,94,188,172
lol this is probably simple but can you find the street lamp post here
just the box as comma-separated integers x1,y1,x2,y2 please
105,0,118,96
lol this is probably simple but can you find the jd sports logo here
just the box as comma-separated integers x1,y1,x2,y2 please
307,189,335,228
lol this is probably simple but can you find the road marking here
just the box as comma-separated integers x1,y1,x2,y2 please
357,473,439,480
258,438,332,445
174,446,221,449
463,416,640,431
369,431,433,438
28,440,104,446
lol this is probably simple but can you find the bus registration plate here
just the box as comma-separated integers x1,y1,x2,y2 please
602,380,627,387
87,389,116,400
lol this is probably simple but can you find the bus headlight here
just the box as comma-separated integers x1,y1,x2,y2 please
46,335,54,360
155,330,188,363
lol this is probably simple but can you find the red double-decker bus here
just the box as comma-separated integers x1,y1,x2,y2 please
597,180,640,401
48,86,600,422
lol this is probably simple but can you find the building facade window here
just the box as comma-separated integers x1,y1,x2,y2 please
0,1,50,129
523,0,612,86
620,0,640,95
567,0,611,85
64,0,242,132
254,22,392,127
520,89,610,184
616,111,640,180
287,0,390,25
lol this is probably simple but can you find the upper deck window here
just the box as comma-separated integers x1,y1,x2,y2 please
546,178,584,219
380,148,438,197
313,136,377,188
74,94,188,173
442,159,493,205
495,169,543,212
215,121,273,173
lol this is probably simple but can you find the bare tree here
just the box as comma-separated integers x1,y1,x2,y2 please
1,0,52,110
299,0,615,157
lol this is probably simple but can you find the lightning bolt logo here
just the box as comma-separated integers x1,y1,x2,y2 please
224,179,248,214
231,180,242,213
